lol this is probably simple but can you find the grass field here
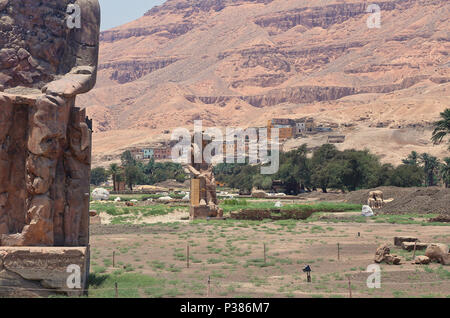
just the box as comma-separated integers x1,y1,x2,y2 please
81,193,450,298
91,197,364,225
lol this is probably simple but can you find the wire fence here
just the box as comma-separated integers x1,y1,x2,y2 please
0,277,448,297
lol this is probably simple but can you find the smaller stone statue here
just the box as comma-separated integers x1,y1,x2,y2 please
368,190,384,209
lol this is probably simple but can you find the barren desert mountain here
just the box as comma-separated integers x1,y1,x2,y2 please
77,0,450,165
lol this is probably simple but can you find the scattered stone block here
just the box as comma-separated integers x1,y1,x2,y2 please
374,244,401,265
90,215,101,225
394,236,419,247
425,243,449,264
92,188,110,201
428,215,450,223
190,206,224,220
0,247,89,297
413,256,431,265
401,242,428,251
251,190,267,198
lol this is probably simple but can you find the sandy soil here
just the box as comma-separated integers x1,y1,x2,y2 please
99,209,190,225
90,212,450,298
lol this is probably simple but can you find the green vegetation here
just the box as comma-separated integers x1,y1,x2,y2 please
88,272,177,298
215,144,449,194
90,202,183,224
77,215,450,299
91,167,109,186
431,108,450,150
220,199,361,214
94,151,187,190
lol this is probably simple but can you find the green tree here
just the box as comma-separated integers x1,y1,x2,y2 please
388,164,424,187
91,167,108,186
311,144,339,192
261,176,273,190
337,149,383,191
378,163,395,186
275,145,312,193
121,150,136,167
419,153,440,187
108,163,120,191
325,160,352,192
402,151,419,166
431,108,450,149
175,172,187,184
124,165,143,191
120,151,142,190
144,157,155,175
141,160,186,185
440,157,450,188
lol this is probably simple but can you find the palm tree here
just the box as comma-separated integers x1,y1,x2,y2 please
108,163,120,191
419,153,440,187
402,151,419,166
440,157,450,188
431,109,450,148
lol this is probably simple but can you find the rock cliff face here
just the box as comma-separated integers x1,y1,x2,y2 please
78,0,450,165
99,58,179,84
186,76,429,107
100,23,195,42
253,1,404,34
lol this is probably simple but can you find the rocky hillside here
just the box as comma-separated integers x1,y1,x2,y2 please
77,0,450,164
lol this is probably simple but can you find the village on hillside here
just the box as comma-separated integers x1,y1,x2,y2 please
112,117,346,164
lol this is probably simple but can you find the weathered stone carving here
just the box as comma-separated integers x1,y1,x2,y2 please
0,0,100,247
374,244,401,265
185,133,223,220
0,246,90,297
368,190,384,209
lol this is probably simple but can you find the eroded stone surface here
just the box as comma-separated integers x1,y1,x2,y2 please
401,242,429,251
414,256,431,265
425,243,449,265
394,236,419,247
186,133,223,220
374,244,401,265
0,246,89,297
0,0,100,247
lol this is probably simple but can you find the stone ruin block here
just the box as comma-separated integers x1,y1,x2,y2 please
0,107,92,247
0,247,90,298
0,0,100,297
401,242,429,251
394,236,419,247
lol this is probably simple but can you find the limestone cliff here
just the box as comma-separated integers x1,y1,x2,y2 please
77,0,450,165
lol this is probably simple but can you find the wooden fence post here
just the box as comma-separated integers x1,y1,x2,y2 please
187,244,190,268
207,276,211,298
348,276,352,298
264,243,266,264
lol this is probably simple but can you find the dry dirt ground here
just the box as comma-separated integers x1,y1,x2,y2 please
89,213,450,298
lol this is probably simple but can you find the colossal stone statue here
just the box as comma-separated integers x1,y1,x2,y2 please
185,133,223,220
0,0,100,247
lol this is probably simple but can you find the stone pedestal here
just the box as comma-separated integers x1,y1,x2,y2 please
0,246,90,298
189,170,223,220
190,206,224,220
